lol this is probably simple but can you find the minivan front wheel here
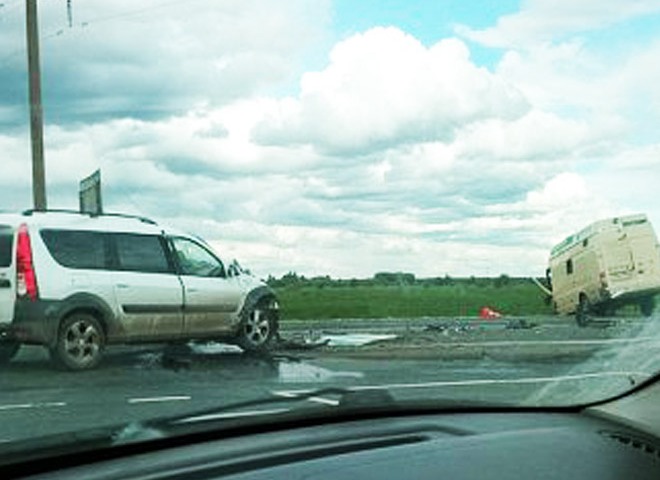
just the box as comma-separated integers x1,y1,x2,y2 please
51,313,105,371
237,300,277,353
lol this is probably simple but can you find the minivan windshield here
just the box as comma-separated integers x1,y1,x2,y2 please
1,0,660,459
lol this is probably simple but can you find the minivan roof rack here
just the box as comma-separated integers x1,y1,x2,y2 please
21,209,158,226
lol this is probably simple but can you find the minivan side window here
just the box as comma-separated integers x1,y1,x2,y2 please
41,230,107,270
171,237,225,277
114,233,172,274
0,226,13,268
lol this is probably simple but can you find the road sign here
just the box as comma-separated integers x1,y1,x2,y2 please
79,169,103,215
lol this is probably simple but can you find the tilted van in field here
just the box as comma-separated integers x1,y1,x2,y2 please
548,214,660,325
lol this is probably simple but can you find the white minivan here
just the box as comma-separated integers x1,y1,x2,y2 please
0,210,279,370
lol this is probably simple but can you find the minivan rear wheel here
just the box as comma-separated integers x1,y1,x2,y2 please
51,313,105,371
0,340,20,365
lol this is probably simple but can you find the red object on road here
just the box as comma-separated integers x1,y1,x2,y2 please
479,306,502,319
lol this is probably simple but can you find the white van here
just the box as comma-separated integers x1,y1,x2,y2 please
547,214,660,325
0,210,279,370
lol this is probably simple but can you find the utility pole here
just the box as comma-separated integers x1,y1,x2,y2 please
25,0,47,210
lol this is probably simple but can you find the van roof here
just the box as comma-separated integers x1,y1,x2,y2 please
550,213,649,258
0,210,164,235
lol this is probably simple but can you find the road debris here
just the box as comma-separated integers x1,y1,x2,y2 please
275,336,330,350
425,322,473,334
318,333,397,347
506,319,538,330
480,306,502,319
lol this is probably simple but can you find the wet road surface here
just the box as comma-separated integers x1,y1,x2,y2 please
1,316,658,443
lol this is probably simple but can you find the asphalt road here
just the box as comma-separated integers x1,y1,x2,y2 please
1,315,659,444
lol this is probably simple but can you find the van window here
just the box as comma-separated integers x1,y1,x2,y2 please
171,237,224,277
114,233,172,274
41,230,107,270
0,226,13,268
622,218,647,227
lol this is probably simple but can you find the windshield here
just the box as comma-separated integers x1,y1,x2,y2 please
1,0,660,457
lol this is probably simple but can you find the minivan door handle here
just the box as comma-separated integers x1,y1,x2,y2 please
0,279,10,289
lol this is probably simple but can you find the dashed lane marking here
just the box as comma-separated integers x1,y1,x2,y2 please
128,395,191,404
0,401,66,411
308,396,341,406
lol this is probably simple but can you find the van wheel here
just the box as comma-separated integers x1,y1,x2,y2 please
51,313,105,371
594,303,615,317
640,297,655,317
576,295,591,327
0,340,20,365
236,300,277,353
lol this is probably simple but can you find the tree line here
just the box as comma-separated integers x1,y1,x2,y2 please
267,272,526,289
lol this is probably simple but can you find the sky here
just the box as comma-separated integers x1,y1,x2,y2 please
1,0,660,279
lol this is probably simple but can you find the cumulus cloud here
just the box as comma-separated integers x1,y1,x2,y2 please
0,0,331,126
253,27,529,154
189,220,549,278
456,0,660,48
455,111,601,162
525,173,589,209
2,2,659,278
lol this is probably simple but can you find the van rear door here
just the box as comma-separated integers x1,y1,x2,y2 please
626,221,660,288
603,230,635,284
0,224,16,326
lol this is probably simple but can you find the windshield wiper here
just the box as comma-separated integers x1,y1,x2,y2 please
111,386,395,443
1,387,382,470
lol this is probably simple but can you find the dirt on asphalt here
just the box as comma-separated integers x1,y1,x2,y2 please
276,316,654,362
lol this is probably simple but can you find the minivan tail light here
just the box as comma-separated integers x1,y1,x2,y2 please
16,223,38,301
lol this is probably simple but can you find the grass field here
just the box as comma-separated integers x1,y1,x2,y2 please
273,282,554,320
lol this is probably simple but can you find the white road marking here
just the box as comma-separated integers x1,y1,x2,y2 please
0,401,66,411
128,395,191,404
308,396,340,406
439,337,660,347
273,391,297,398
272,391,340,407
274,370,650,398
273,391,340,406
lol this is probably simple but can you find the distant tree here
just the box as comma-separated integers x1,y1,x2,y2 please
400,273,415,285
374,272,395,284
374,272,416,285
310,275,332,289
494,274,511,288
278,271,302,286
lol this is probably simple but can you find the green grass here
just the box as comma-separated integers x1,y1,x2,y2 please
274,283,553,320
